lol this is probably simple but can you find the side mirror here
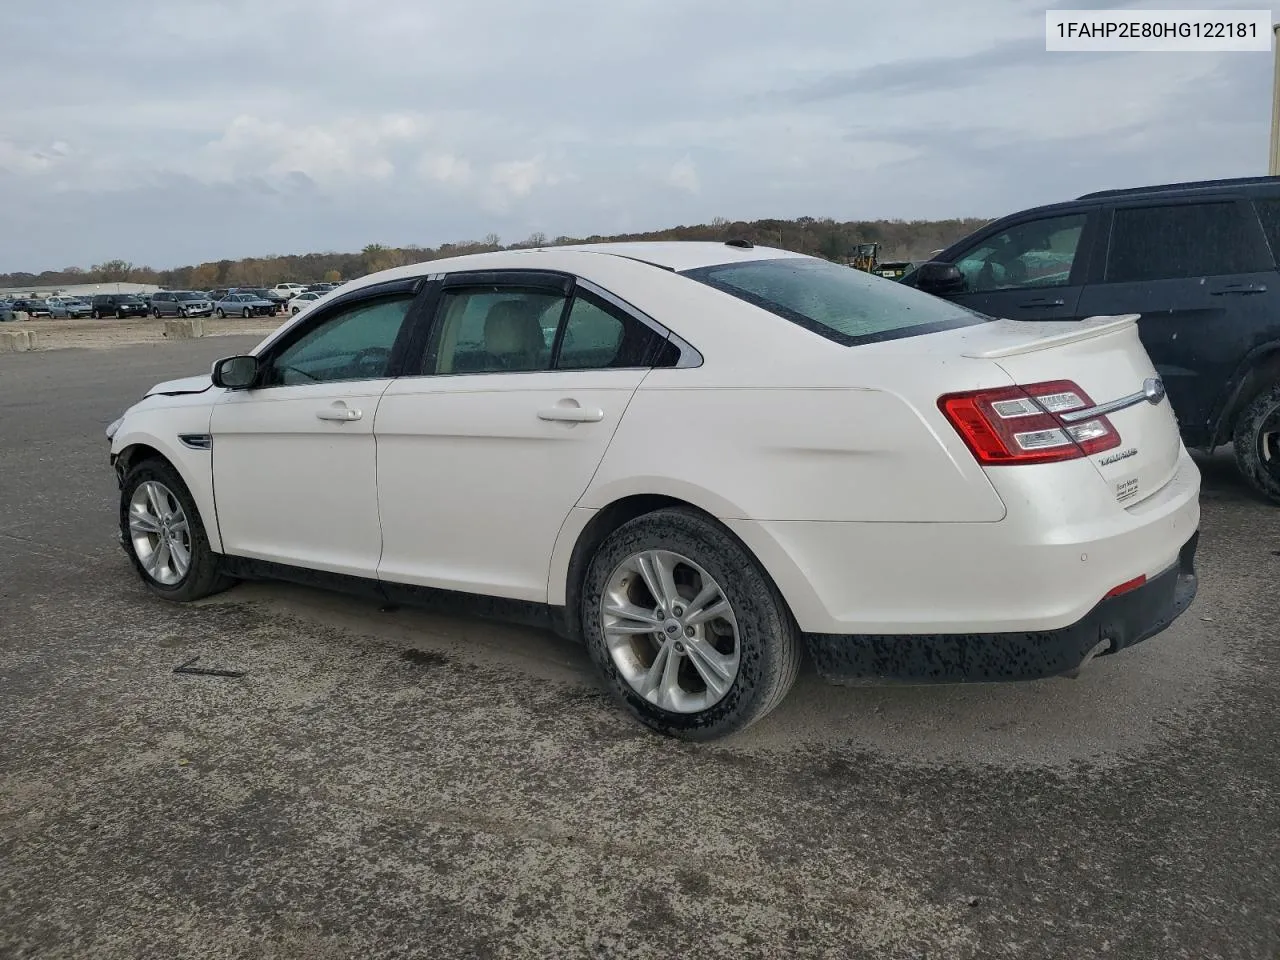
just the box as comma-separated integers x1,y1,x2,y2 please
913,261,966,296
211,355,259,390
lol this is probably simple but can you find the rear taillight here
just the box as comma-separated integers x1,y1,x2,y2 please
938,379,1121,465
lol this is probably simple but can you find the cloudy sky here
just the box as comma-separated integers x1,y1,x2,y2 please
2,0,1275,272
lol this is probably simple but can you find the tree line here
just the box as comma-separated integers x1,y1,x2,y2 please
0,216,990,291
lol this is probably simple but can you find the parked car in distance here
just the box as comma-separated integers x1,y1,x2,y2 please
106,241,1200,740
9,297,52,317
287,291,324,314
902,175,1280,504
208,289,230,303
273,282,307,300
305,282,336,293
215,292,277,318
231,287,284,312
91,294,149,319
47,296,93,318
151,291,214,318
0,300,15,322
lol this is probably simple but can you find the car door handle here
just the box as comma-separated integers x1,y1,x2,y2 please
1210,283,1266,295
315,404,362,422
538,403,605,423
1018,298,1065,308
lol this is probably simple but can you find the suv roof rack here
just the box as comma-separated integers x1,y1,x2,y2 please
1078,176,1280,200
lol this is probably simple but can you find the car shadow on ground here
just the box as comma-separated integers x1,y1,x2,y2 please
200,449,1256,767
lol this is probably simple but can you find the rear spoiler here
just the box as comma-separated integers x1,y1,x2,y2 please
963,314,1140,360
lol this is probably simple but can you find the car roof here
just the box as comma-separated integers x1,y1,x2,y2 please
1077,175,1280,201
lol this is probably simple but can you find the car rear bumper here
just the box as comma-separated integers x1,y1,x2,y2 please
804,531,1198,683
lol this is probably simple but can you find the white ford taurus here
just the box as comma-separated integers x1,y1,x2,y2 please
107,241,1201,739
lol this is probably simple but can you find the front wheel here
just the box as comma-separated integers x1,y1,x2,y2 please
581,507,800,740
216,308,225,318
119,458,233,602
1234,382,1280,504
242,307,251,318
291,306,299,315
152,308,161,318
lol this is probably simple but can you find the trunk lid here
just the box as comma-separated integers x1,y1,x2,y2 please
958,314,1182,507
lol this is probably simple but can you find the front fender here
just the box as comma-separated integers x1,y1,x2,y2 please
111,412,219,553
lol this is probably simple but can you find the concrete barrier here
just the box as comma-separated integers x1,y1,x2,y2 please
162,318,206,339
0,330,35,353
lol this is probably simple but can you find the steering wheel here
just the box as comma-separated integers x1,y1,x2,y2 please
350,346,393,377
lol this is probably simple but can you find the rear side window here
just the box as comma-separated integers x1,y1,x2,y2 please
1106,202,1270,283
556,292,669,370
681,257,987,346
1250,198,1280,264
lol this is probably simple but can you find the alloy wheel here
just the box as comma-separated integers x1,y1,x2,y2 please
601,550,741,713
127,480,192,586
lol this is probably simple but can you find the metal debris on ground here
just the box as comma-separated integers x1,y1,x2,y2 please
173,656,245,678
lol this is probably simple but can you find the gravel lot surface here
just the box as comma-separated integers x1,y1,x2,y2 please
1,339,1277,959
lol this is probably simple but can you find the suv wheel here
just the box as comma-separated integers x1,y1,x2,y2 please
1234,382,1280,504
581,507,801,740
152,307,161,318
216,308,225,318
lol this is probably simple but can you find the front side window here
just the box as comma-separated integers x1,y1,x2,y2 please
682,257,987,347
266,294,414,386
1106,202,1271,283
429,287,564,374
954,214,1087,293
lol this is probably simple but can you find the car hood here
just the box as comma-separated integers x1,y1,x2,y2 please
145,374,213,397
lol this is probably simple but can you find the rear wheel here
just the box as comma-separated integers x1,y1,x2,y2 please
120,458,233,602
1234,382,1280,504
581,507,801,740
216,308,225,318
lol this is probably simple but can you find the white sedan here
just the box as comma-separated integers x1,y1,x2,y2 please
105,242,1201,739
287,291,324,315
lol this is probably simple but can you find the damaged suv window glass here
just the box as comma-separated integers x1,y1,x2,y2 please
682,257,988,346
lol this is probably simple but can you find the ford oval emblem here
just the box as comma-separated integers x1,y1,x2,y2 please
1143,377,1166,405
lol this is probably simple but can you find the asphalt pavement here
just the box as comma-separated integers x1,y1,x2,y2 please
1,340,1277,959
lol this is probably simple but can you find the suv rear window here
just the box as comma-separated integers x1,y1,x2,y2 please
681,257,988,346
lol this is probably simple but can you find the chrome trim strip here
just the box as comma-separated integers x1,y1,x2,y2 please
1058,378,1165,424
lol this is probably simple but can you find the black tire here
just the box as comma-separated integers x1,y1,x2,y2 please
581,507,801,740
242,307,251,318
119,457,233,602
152,308,161,318
216,308,225,319
291,306,299,315
1233,381,1280,504
117,309,125,319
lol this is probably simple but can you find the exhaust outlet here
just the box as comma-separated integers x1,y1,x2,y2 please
1063,637,1114,680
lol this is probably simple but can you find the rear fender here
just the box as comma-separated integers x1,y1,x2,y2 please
1209,341,1280,449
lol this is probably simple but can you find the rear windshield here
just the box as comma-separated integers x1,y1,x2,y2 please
681,257,989,346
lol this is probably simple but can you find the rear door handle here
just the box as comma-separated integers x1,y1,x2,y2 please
538,402,605,423
1018,298,1066,308
1210,283,1266,295
316,403,362,422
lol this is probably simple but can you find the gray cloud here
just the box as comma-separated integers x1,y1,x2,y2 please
0,0,1273,271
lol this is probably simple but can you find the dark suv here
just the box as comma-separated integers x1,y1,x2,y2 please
904,176,1280,504
91,294,149,319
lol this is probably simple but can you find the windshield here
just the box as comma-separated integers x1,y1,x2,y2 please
681,257,989,346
